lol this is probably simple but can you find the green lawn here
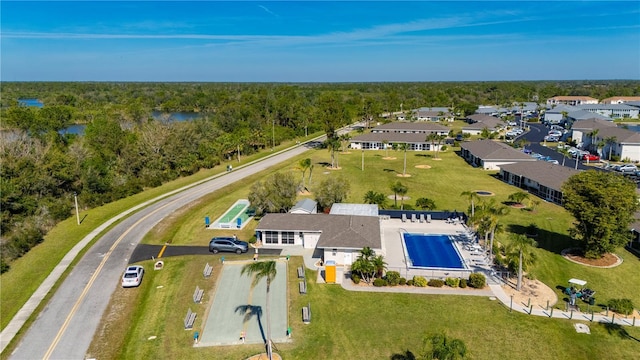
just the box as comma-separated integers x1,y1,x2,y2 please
5,139,640,359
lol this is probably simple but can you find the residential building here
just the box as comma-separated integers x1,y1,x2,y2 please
571,118,640,161
601,96,640,104
459,139,537,170
290,198,318,214
462,114,505,135
575,104,639,119
350,122,448,151
413,107,454,122
255,213,382,265
546,96,598,106
498,162,579,205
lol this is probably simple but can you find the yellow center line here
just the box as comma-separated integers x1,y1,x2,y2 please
43,198,180,360
157,245,167,258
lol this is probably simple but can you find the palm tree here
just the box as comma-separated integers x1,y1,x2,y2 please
372,254,387,278
308,164,314,186
326,137,340,168
423,332,467,360
299,158,311,190
415,197,436,210
433,134,446,159
382,139,389,157
363,190,387,209
558,146,571,166
507,191,530,206
390,181,408,210
605,136,617,160
508,234,538,291
460,191,479,218
351,247,376,283
398,142,409,176
241,260,278,360
589,129,599,152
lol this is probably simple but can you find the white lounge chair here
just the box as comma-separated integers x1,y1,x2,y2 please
401,213,407,223
411,214,417,223
419,214,425,223
426,214,431,223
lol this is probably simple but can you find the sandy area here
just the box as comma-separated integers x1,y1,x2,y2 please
502,278,558,308
562,249,621,268
396,173,412,177
415,165,431,169
327,166,342,171
382,156,397,160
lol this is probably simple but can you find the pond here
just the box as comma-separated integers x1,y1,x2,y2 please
59,111,205,136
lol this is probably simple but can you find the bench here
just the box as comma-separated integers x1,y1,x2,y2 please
299,281,307,294
203,263,213,278
297,267,304,279
193,286,204,303
184,308,197,330
302,305,311,324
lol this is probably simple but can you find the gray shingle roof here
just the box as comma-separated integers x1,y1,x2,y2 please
256,213,381,250
460,140,535,161
498,161,580,191
571,118,617,131
372,121,449,132
351,132,436,143
291,198,317,213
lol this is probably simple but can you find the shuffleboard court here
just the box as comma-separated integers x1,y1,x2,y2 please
211,199,252,229
199,260,288,346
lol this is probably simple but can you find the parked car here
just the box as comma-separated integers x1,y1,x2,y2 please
121,265,144,288
209,236,249,254
582,154,600,161
544,135,559,142
615,164,638,173
546,159,560,165
548,130,563,137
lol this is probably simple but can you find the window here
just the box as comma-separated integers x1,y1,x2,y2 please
265,231,279,244
282,231,295,245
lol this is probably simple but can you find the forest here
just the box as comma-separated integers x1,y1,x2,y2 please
1,80,639,272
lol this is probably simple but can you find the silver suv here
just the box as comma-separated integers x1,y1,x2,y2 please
208,237,249,254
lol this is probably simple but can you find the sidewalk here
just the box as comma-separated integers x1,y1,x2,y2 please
335,272,639,328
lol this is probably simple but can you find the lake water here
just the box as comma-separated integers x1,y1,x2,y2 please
18,99,44,108
60,111,203,135
621,124,640,133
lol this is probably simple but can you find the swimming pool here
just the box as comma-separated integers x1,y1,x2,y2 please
403,233,465,269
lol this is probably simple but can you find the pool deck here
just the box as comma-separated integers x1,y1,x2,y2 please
381,218,491,280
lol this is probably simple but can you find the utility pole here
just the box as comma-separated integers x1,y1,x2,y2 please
74,192,80,225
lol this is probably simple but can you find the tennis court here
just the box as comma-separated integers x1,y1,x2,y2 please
198,260,289,346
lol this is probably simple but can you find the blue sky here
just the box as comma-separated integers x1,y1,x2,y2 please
2,1,639,82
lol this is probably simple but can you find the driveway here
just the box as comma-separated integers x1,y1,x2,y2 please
518,123,589,171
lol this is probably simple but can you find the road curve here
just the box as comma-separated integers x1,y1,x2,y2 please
6,140,319,360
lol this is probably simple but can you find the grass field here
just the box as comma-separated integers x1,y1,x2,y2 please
84,144,640,359
5,136,640,359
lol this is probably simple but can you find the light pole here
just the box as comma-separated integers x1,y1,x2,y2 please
361,148,364,171
272,118,275,151
74,192,80,225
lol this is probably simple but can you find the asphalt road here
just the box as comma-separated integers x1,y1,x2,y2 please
129,244,283,263
518,122,590,171
7,139,320,360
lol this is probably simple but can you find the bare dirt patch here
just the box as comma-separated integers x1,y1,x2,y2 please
502,278,558,308
396,173,412,177
387,195,410,201
327,166,342,171
339,151,351,155
298,190,312,196
562,248,621,268
382,156,397,160
415,165,431,169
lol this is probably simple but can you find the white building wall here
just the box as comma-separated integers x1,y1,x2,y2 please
620,144,640,163
482,160,520,171
303,233,321,249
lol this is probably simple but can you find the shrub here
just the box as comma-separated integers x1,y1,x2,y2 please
351,273,361,284
406,279,414,286
607,298,635,315
468,273,486,288
445,277,460,288
413,276,427,287
459,278,467,288
385,271,401,286
373,278,387,287
428,279,445,287
399,277,407,286
440,145,448,152
610,155,620,162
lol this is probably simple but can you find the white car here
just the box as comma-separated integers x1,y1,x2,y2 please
121,265,144,288
615,164,638,173
548,130,563,137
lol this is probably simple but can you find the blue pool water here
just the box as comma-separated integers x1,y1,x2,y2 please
403,233,464,269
